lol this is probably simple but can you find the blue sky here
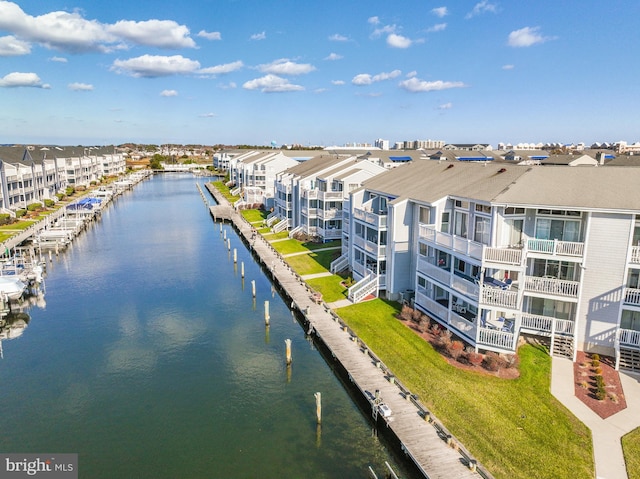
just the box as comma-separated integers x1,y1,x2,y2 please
1,0,639,147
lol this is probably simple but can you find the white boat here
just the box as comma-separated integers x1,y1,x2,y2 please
0,276,27,300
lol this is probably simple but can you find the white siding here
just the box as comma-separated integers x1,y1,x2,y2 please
578,212,632,354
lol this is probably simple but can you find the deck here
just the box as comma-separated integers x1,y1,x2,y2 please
205,183,488,479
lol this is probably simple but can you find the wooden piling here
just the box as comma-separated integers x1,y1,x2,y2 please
285,338,292,365
314,392,322,424
264,300,270,325
241,262,244,278
251,280,256,297
233,248,237,263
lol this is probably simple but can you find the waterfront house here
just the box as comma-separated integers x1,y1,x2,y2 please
344,160,640,371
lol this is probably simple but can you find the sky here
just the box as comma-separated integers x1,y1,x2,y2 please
1,0,639,147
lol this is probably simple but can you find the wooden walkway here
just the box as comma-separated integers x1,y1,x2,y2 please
205,184,488,479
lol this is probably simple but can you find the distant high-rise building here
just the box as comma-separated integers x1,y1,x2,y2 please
375,139,390,150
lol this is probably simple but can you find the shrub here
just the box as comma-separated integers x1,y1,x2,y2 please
579,380,589,389
16,209,27,218
56,193,65,200
595,375,605,389
591,359,600,368
44,199,55,207
27,203,41,212
504,353,520,369
483,353,500,372
592,353,601,362
65,186,75,196
468,352,484,367
596,387,606,401
448,340,465,361
609,392,619,403
412,309,422,323
0,214,12,226
594,366,603,375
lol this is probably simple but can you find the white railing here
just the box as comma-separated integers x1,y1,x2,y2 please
477,327,516,351
417,257,451,285
415,293,449,322
524,276,579,298
352,235,365,250
318,208,341,220
418,224,483,261
230,186,241,196
555,319,575,335
527,238,584,257
483,247,523,266
352,262,366,278
353,208,387,228
318,191,344,200
272,218,289,233
303,189,318,199
348,273,378,303
618,328,640,347
317,227,342,240
480,287,518,309
624,287,640,306
330,254,349,274
521,313,553,333
449,312,477,339
451,274,480,298
288,225,303,238
631,246,640,264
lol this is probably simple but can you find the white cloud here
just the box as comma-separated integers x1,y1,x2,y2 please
250,31,266,40
387,33,412,48
331,80,345,85
0,35,30,56
199,112,216,118
438,102,453,110
399,77,466,92
352,74,373,86
0,72,49,88
242,74,304,93
368,16,380,25
371,24,396,39
160,89,178,97
218,82,237,89
0,2,195,53
198,60,244,75
49,56,67,62
257,58,315,75
502,64,515,70
329,33,348,41
324,52,343,61
427,23,447,33
432,7,448,18
466,1,498,19
508,26,555,47
107,19,195,49
352,70,401,86
373,70,401,81
197,30,221,40
406,71,417,78
68,82,93,91
111,54,201,78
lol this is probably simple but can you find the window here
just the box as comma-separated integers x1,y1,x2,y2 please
621,310,640,331
453,211,468,238
506,219,524,246
455,200,469,209
505,207,525,215
474,216,491,245
419,243,428,257
536,218,580,242
419,206,430,224
441,212,450,233
531,259,577,281
475,204,491,214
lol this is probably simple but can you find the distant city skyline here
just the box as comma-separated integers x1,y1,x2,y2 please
1,0,639,146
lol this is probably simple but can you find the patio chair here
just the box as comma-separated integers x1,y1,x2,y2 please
501,320,514,333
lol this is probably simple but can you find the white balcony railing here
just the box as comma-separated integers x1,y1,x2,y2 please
449,312,477,339
477,327,516,351
527,238,584,257
631,246,640,264
352,235,365,250
480,287,518,309
483,247,523,266
417,256,451,285
415,293,449,322
452,273,480,298
317,227,342,240
625,288,640,306
618,328,640,347
353,208,387,228
418,224,483,261
318,191,344,201
524,276,580,298
318,208,341,220
521,313,575,336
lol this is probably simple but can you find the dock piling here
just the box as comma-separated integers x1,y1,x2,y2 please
264,300,270,325
314,392,322,424
285,338,292,365
251,280,256,298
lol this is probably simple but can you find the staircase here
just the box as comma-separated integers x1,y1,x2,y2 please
551,335,574,358
266,212,279,227
230,186,242,196
619,347,640,372
272,218,289,233
348,273,378,303
288,225,303,238
330,254,349,274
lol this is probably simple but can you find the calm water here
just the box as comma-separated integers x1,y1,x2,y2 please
0,174,417,479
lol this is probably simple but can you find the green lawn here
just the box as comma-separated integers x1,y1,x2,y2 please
241,209,268,223
271,239,312,255
306,275,348,303
212,180,238,202
623,428,640,479
285,249,341,275
0,220,37,231
336,299,593,479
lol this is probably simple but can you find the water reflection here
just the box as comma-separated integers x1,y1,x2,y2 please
0,311,30,358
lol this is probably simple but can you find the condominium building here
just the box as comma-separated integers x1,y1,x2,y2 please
344,160,640,371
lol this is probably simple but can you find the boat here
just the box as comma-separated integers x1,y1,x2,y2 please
0,276,27,300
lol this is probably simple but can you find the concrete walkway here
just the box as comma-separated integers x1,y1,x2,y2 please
551,358,640,479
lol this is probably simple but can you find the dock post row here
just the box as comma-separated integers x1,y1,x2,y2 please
205,183,492,479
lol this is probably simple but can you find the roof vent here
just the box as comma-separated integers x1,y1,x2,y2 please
446,164,454,169
498,168,507,173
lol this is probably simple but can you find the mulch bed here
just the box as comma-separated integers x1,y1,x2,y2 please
573,351,627,419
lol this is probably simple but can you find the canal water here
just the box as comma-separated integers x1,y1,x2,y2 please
0,174,418,478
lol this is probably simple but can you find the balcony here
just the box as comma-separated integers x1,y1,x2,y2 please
624,288,640,306
318,190,344,201
353,207,387,228
523,276,580,299
526,238,584,257
317,227,342,240
483,247,523,266
631,246,640,264
477,327,517,352
418,224,483,261
302,189,318,199
521,313,575,336
353,235,365,250
318,208,341,220
451,272,480,298
417,256,451,285
618,328,640,347
415,292,448,322
480,286,518,309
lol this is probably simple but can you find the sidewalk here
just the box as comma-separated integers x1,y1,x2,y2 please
551,357,640,479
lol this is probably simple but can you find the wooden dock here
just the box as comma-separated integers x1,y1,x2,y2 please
204,183,490,479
